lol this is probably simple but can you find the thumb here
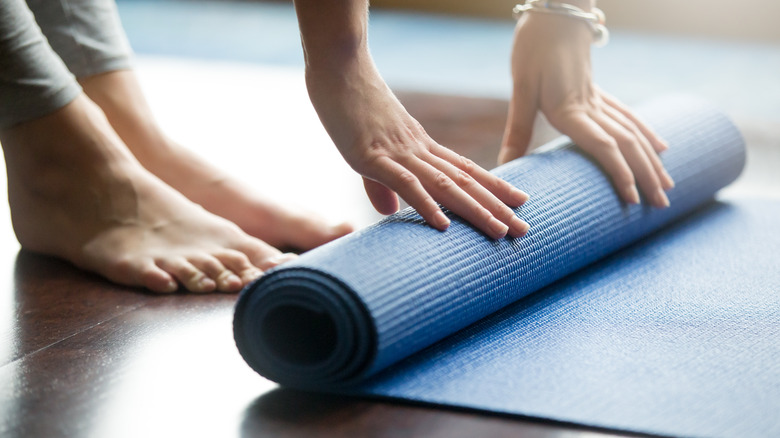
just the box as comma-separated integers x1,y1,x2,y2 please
362,177,400,215
499,83,538,165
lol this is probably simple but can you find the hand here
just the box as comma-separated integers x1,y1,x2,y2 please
306,56,530,239
501,10,675,208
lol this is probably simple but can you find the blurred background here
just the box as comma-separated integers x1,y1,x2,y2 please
373,0,780,41
115,0,780,120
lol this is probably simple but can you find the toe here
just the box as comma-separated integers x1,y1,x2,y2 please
259,252,298,271
102,256,177,293
288,217,354,250
157,258,216,293
139,263,178,293
188,255,243,293
214,249,263,286
234,238,284,268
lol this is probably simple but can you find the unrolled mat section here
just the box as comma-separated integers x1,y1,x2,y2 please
234,96,746,388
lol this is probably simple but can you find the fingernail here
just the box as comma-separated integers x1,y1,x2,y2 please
434,211,450,230
658,139,670,151
663,170,675,189
488,218,509,239
655,189,670,208
509,216,530,238
511,188,529,206
227,274,242,286
625,185,641,204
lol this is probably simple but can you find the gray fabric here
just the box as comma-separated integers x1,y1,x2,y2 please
26,0,132,78
0,0,80,129
0,0,132,129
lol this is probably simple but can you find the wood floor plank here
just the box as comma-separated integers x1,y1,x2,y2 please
0,253,155,367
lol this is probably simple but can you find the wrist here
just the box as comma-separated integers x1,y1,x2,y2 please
304,47,375,89
564,0,594,12
514,0,607,47
302,33,370,72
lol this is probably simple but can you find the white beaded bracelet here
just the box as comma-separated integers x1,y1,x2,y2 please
513,0,609,47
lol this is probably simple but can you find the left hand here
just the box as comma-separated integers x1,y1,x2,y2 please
500,9,675,208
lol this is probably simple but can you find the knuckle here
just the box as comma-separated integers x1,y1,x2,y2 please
366,139,387,154
433,171,453,191
601,137,619,152
354,149,385,172
458,155,476,173
454,169,475,189
475,207,494,223
396,170,418,185
365,139,386,155
493,200,512,217
615,133,639,150
388,132,405,146
409,119,428,137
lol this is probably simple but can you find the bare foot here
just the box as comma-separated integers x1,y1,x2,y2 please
79,70,354,251
0,95,295,293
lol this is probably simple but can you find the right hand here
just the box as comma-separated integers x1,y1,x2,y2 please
305,56,530,239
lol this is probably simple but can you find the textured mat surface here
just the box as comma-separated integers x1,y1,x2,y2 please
234,97,780,436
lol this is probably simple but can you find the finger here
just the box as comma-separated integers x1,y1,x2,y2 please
188,254,243,293
500,78,539,164
599,89,669,153
601,104,675,190
363,177,400,215
590,110,669,208
403,158,510,239
551,111,640,204
430,144,529,207
156,257,216,293
367,156,451,230
424,153,529,238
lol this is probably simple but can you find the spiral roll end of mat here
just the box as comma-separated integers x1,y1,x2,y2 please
233,269,375,387
234,95,746,389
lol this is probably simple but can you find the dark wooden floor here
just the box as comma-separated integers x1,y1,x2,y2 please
1,63,777,438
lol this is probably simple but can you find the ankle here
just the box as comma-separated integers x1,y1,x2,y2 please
2,96,137,195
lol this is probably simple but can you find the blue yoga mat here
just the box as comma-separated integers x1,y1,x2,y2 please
234,97,780,437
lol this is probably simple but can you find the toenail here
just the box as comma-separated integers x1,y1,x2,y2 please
197,277,216,291
164,280,178,292
269,252,297,265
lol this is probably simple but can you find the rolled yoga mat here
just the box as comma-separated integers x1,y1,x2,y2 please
235,97,780,437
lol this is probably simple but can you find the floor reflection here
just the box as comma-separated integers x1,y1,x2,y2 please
87,299,277,438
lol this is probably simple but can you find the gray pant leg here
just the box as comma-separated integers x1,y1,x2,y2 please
0,0,81,129
26,0,133,78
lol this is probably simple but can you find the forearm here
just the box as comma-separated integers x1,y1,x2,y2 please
292,0,369,71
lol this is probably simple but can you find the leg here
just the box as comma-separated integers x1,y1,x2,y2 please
0,0,292,293
27,0,353,250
